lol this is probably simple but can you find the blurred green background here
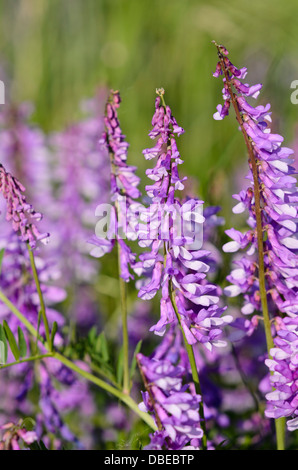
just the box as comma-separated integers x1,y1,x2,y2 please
0,0,297,219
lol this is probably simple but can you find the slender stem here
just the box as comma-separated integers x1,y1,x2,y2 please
109,135,130,394
216,45,285,450
169,286,208,450
0,353,53,370
27,243,52,351
0,290,44,343
0,289,157,431
116,210,130,395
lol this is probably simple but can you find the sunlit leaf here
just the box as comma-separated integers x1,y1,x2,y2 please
18,327,27,358
3,320,20,361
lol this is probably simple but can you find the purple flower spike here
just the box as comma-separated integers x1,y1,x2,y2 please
0,164,49,248
89,90,141,282
137,329,203,450
213,45,298,332
138,89,231,350
265,317,298,430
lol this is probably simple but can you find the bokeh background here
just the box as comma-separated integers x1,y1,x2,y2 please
0,0,297,450
0,0,298,221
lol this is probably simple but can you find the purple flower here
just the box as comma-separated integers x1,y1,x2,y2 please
0,420,38,450
213,45,298,330
89,90,141,282
138,90,231,349
265,316,298,430
0,164,49,248
137,328,203,450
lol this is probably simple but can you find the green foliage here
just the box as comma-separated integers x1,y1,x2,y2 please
130,340,142,380
17,326,27,358
0,322,28,364
68,326,120,387
28,440,49,451
50,320,58,350
0,324,7,364
3,320,20,361
0,248,5,274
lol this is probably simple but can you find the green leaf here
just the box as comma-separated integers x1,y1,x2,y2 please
130,340,142,380
0,324,7,364
50,321,58,350
87,326,97,345
116,346,124,386
96,331,109,362
0,248,5,275
18,327,27,358
28,440,48,451
3,320,20,361
22,417,36,431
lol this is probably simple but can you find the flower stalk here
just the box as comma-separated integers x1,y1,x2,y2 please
27,243,52,351
169,286,208,449
214,42,285,450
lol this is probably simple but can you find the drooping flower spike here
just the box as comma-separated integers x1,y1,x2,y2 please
0,164,49,248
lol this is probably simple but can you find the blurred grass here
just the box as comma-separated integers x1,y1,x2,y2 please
0,0,298,222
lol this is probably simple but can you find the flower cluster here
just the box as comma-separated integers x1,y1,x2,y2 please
265,316,298,431
137,328,203,450
213,44,298,324
138,90,232,350
213,44,298,431
0,420,38,450
89,90,141,282
0,164,49,248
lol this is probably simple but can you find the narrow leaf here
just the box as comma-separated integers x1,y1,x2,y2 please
50,321,58,350
0,324,7,364
3,320,20,361
0,248,5,275
116,346,124,386
18,326,27,358
34,309,42,355
88,326,97,345
130,340,142,380
96,331,109,362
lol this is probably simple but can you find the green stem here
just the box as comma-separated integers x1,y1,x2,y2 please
27,243,52,351
0,353,53,370
117,234,130,395
169,286,208,450
0,290,44,342
216,44,285,450
0,289,156,431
